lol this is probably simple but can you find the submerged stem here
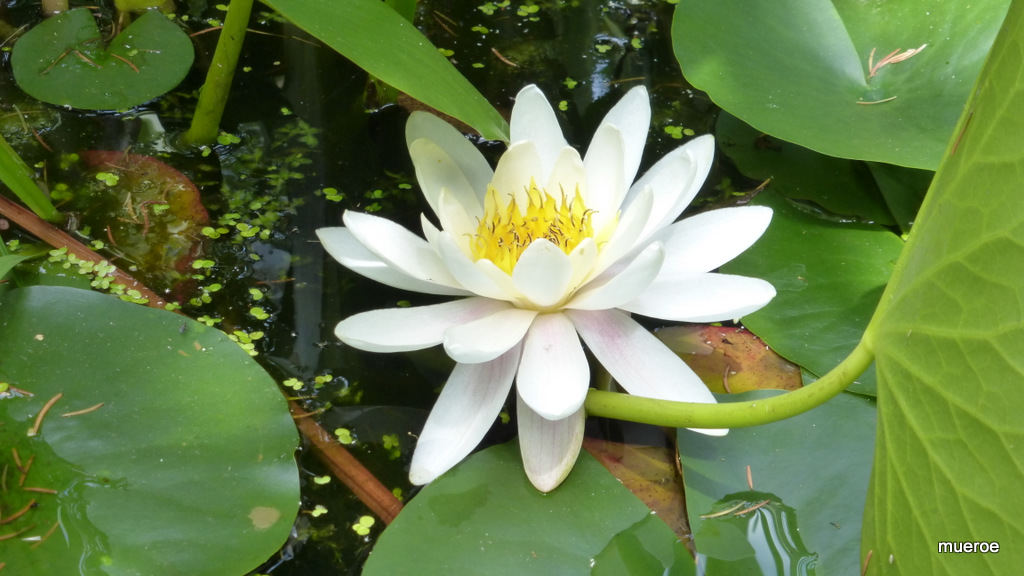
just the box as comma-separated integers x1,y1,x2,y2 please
584,337,875,429
181,0,254,146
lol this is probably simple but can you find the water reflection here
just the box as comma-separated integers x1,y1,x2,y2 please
695,491,818,576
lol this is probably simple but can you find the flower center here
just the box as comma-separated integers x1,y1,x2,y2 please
471,180,593,274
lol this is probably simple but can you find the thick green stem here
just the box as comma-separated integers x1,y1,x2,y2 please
584,337,875,429
0,132,59,222
181,0,254,146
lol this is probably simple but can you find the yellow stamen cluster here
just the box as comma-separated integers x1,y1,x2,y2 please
472,180,593,274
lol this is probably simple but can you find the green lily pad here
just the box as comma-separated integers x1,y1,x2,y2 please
721,191,903,396
12,8,194,110
673,0,1009,169
363,441,693,576
0,286,299,575
679,390,876,575
862,2,1024,572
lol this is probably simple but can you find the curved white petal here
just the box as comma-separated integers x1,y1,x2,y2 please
622,273,776,323
591,85,651,187
565,308,727,435
335,297,510,352
408,138,483,219
587,185,654,280
444,307,538,363
566,237,598,294
626,134,715,242
407,111,493,204
516,313,590,420
436,231,520,302
568,242,664,310
436,188,480,249
582,122,626,222
510,85,567,181
652,206,773,275
545,146,588,199
317,227,469,296
343,211,462,289
512,239,573,308
491,141,543,204
409,345,521,485
517,394,585,492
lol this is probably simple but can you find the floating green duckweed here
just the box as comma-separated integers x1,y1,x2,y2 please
351,515,375,536
335,428,354,445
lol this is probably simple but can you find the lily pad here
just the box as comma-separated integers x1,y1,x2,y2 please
363,440,692,576
679,390,876,575
0,286,299,575
673,0,1009,169
12,8,194,110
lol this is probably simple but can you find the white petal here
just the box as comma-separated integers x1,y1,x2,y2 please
510,85,567,181
565,308,726,435
444,307,538,363
588,185,654,280
566,237,598,293
545,146,587,199
335,297,510,352
343,211,462,289
582,122,626,222
622,273,776,323
436,188,479,247
317,227,469,296
516,313,590,420
568,242,664,310
407,111,493,203
626,134,715,241
652,206,773,275
436,231,520,302
512,239,573,308
408,138,483,219
592,85,651,188
409,346,521,485
517,394,585,492
491,141,543,204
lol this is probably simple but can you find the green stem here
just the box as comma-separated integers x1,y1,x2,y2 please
584,337,875,429
181,0,255,146
0,132,59,222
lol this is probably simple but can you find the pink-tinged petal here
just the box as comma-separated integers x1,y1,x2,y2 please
510,85,567,181
491,141,543,204
343,210,462,289
409,346,521,485
335,297,510,352
566,308,727,435
317,227,469,296
652,206,773,275
408,138,483,220
436,231,520,302
567,242,664,310
517,394,585,492
512,239,573,308
407,111,493,204
591,85,651,187
544,146,588,199
622,273,776,323
582,122,626,223
444,307,538,363
516,313,589,420
626,134,715,241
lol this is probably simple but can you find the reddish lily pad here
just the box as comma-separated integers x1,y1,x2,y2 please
74,151,208,291
656,325,802,394
12,8,194,110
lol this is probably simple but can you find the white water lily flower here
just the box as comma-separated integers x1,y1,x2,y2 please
317,85,775,492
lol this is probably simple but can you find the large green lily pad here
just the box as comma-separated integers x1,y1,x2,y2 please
12,8,194,110
363,441,694,575
679,391,876,575
862,2,1024,572
673,0,1008,169
0,286,299,575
